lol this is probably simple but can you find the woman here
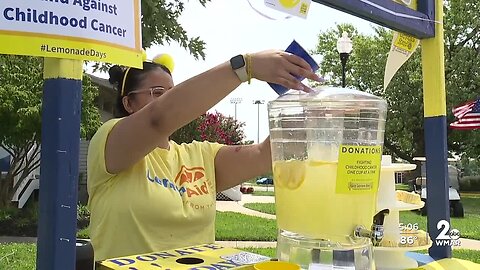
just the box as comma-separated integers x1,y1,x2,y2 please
87,50,321,261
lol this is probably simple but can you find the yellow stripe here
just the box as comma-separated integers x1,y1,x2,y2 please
0,34,143,68
121,67,132,96
421,0,446,117
43,58,83,80
0,29,138,52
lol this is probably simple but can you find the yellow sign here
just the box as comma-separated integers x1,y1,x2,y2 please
384,0,420,90
0,0,143,68
383,32,420,90
336,145,382,194
393,33,418,51
96,243,271,270
264,0,311,18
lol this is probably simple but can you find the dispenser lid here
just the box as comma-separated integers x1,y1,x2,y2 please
268,86,387,112
271,86,385,104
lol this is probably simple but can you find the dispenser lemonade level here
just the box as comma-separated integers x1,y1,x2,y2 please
268,87,388,270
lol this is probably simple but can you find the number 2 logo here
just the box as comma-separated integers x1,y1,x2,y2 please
437,220,450,240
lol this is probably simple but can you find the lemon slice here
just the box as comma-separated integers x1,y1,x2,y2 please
273,160,305,190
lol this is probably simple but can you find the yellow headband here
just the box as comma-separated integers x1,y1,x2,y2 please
120,52,175,96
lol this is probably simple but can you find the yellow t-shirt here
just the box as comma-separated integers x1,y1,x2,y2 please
87,119,224,261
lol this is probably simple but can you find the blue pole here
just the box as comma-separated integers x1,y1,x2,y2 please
419,0,451,259
424,118,451,259
36,58,83,270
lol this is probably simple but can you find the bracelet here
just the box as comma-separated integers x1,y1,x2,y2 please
246,54,252,84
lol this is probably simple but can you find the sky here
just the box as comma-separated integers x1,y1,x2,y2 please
96,0,376,143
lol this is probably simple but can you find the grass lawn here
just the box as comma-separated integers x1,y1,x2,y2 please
401,193,480,240
215,212,277,241
243,203,276,215
241,247,276,258
396,183,411,191
243,193,480,241
0,243,36,270
252,190,275,196
75,211,278,242
244,203,276,215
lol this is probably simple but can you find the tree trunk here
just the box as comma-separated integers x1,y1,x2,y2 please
0,174,14,208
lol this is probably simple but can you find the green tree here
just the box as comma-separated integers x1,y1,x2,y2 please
170,111,247,145
0,55,101,207
443,0,480,158
93,0,210,71
312,0,480,162
313,25,423,162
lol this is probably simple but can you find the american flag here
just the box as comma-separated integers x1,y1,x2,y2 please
450,98,480,130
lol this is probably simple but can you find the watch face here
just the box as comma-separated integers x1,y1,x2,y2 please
230,55,245,69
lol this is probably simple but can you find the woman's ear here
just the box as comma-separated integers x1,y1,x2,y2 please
122,96,134,114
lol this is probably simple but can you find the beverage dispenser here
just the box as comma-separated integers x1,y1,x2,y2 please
268,87,389,270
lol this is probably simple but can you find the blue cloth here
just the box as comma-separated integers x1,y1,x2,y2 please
268,40,319,95
406,251,435,265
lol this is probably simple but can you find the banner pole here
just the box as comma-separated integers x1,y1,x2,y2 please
419,0,451,260
36,58,83,270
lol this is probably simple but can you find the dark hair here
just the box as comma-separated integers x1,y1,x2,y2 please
109,62,172,117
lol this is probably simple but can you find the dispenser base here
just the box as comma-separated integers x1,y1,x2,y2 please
276,230,374,270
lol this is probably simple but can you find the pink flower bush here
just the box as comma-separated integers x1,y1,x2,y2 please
171,111,246,145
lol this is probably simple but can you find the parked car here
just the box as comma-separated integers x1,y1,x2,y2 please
240,186,254,194
256,177,274,185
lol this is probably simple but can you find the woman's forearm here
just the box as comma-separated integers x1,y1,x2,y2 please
149,61,241,136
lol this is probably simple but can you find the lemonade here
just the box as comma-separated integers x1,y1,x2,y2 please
273,159,378,243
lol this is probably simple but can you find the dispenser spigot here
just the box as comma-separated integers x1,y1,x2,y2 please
354,209,389,246
371,209,389,246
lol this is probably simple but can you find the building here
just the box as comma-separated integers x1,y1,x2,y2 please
89,74,116,122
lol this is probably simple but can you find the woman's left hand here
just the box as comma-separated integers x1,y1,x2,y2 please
250,50,323,91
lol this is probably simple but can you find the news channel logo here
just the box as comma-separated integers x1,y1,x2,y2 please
435,219,461,247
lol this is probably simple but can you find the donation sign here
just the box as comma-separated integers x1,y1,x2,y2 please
0,0,143,68
336,145,382,194
97,244,271,270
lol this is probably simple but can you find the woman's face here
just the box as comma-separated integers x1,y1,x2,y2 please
124,69,174,114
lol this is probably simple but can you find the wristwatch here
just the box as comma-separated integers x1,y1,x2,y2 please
230,54,248,82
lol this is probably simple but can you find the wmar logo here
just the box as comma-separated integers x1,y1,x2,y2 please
435,219,461,247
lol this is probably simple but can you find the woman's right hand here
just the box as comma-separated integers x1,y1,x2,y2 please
250,50,323,91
